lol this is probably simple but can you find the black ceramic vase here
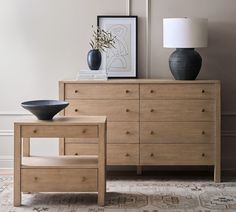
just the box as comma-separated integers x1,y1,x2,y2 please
169,48,202,80
87,49,102,70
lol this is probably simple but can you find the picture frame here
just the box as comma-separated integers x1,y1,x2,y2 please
97,16,138,78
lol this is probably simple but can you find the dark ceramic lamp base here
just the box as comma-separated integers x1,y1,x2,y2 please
169,48,202,80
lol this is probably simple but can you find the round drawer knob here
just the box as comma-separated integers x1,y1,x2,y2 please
126,109,130,112
82,177,86,182
33,129,37,133
150,131,154,135
75,153,78,155
126,131,130,135
202,130,205,135
150,153,154,157
150,90,154,93
201,109,205,112
34,177,38,181
125,153,130,157
125,90,130,93
150,109,154,112
75,109,78,112
202,89,205,93
75,90,78,93
202,153,205,157
82,129,86,133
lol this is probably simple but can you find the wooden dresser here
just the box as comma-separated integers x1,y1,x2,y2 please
59,79,221,182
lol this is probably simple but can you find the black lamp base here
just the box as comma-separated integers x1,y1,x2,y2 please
169,48,202,80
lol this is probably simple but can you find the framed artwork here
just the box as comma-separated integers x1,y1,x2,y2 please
97,16,138,78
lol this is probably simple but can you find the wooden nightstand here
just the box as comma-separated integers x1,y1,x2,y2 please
14,116,107,206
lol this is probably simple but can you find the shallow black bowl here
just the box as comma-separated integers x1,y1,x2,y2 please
21,100,69,120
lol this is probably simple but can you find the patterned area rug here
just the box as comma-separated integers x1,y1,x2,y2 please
1,175,236,211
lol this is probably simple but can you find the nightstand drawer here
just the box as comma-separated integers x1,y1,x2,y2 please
140,122,215,144
65,100,139,121
140,144,214,165
21,168,97,192
65,83,139,99
140,84,216,99
108,122,139,144
21,125,98,138
140,100,215,121
107,144,139,165
65,143,98,155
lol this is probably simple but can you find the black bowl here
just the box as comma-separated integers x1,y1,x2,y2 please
21,100,69,120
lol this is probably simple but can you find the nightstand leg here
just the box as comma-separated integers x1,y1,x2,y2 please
14,124,21,206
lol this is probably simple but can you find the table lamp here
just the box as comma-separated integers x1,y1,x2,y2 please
163,18,208,80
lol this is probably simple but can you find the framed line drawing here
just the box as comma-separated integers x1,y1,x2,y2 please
97,16,138,78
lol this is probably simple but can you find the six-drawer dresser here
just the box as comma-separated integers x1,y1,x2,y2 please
59,79,221,182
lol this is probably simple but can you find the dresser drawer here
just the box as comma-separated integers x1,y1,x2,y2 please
108,122,139,144
65,83,139,99
65,143,98,155
140,144,214,165
140,100,215,121
107,144,139,165
140,84,216,99
65,100,139,121
21,125,98,138
140,122,215,144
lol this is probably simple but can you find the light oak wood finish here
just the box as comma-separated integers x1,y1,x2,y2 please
65,143,98,155
107,122,139,144
65,83,139,99
21,125,98,138
14,116,107,206
65,100,139,122
107,144,139,165
21,169,97,192
59,80,221,181
140,144,214,165
140,100,215,122
140,122,215,144
140,84,216,99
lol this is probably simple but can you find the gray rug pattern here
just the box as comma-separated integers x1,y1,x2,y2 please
1,176,236,211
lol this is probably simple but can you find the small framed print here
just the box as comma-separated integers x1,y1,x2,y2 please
97,16,138,78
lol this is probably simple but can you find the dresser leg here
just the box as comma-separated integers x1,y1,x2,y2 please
137,166,142,175
214,165,221,183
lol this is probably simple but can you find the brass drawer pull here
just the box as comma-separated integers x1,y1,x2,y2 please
125,90,130,93
150,90,154,93
82,176,86,182
202,153,205,157
150,130,154,135
75,153,78,155
82,129,86,133
126,131,130,135
202,130,205,135
150,109,154,112
125,153,130,157
34,177,38,181
75,109,78,112
150,153,154,157
126,109,130,112
74,90,78,93
202,89,205,93
201,109,205,112
33,129,37,133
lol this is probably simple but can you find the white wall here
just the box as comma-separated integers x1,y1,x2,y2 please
0,0,236,170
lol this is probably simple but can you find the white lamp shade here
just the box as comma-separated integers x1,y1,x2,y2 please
163,18,208,48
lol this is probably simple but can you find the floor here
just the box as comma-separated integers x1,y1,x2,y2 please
1,170,236,211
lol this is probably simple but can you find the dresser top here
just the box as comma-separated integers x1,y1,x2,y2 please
60,79,220,84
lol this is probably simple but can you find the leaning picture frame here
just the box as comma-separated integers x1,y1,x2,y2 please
97,16,138,78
